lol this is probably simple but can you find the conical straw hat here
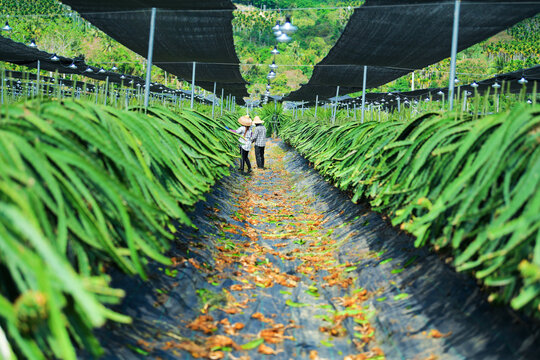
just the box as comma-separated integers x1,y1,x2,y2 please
253,116,264,124
238,115,252,126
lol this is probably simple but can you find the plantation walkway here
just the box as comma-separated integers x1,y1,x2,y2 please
92,140,539,360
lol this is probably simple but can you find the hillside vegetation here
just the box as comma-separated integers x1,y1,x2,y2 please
0,0,538,98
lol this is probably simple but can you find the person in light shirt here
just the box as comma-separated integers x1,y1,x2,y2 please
251,116,267,169
229,115,253,173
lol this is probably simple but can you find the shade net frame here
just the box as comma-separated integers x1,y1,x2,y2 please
60,0,249,103
284,0,540,102
303,65,540,109
0,36,195,96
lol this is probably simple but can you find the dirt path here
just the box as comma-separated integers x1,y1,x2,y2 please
91,140,540,360
181,140,385,359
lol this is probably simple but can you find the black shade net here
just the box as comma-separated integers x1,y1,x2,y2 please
0,35,187,95
318,65,540,109
61,0,249,103
1,69,218,104
285,0,540,102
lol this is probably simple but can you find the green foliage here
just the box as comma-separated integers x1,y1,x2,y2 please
233,2,358,96
0,99,238,359
0,1,163,82
280,103,540,317
0,0,63,15
257,102,290,137
486,15,540,73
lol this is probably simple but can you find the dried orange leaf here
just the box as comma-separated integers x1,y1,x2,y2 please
258,343,277,355
251,312,264,320
429,329,452,338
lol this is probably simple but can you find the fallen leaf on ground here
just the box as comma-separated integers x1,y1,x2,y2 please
208,351,225,359
233,322,245,330
188,258,201,269
205,335,239,350
187,315,217,334
258,343,277,355
252,312,264,320
176,341,208,358
429,329,452,338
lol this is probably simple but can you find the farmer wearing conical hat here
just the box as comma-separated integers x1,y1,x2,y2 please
251,116,267,169
229,115,253,173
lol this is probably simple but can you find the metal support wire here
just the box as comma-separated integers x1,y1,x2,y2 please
361,65,367,123
144,7,157,110
315,94,319,118
191,61,196,109
448,0,461,111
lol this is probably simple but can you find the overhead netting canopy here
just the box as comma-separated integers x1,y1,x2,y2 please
0,36,176,91
303,65,540,108
61,0,249,102
285,0,540,102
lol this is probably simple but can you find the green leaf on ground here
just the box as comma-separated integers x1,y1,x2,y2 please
280,290,292,295
318,304,333,309
345,266,357,272
241,338,264,350
380,258,393,265
286,299,310,307
393,293,410,301
211,346,232,352
353,318,369,325
306,286,320,297
320,340,334,347
127,345,149,356
165,268,178,277
376,296,387,302
403,256,418,268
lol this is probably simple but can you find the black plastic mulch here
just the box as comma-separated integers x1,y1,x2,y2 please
85,140,540,360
